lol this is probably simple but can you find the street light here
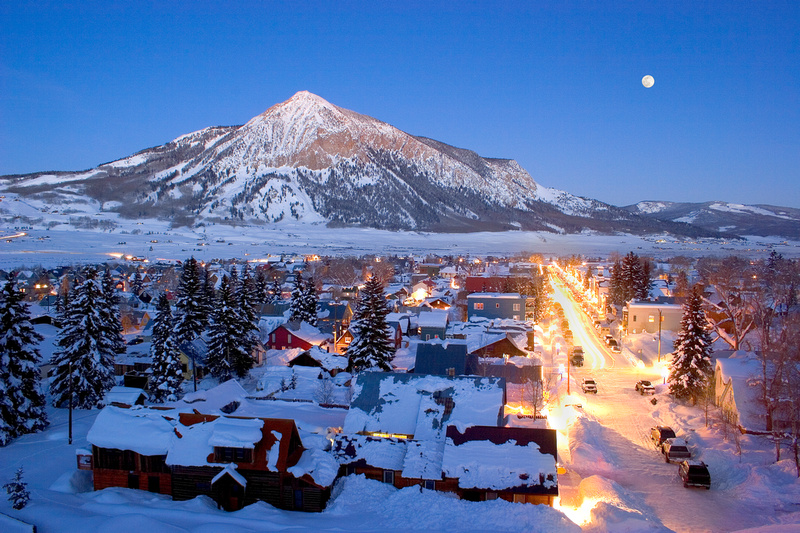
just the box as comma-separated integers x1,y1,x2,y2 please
661,364,669,385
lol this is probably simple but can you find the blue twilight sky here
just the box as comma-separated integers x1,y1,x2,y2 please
1,1,798,208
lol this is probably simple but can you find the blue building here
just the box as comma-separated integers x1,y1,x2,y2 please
466,293,526,321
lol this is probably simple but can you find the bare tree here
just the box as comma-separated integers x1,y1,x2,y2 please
697,256,757,350
325,258,362,287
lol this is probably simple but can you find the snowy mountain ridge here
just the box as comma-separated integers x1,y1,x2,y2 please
625,200,800,240
0,92,726,236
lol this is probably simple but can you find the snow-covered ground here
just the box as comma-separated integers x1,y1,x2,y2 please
1,219,799,271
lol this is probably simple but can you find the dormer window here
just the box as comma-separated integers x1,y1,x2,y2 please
214,447,253,463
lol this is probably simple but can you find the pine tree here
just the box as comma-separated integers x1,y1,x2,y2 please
346,276,395,373
201,263,216,319
174,257,206,345
131,270,144,296
0,278,48,446
669,285,714,404
207,276,253,381
254,268,269,305
609,260,625,306
149,294,184,402
289,272,309,323
303,276,319,327
269,277,283,304
3,467,30,510
100,269,126,361
235,265,260,362
50,267,117,409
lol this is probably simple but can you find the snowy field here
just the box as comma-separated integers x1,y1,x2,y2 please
1,217,799,271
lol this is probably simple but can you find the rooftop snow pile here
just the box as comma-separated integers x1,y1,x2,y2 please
87,406,176,456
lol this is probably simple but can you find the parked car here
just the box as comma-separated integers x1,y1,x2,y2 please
678,460,710,489
570,346,584,367
651,426,677,448
608,339,621,353
581,378,598,394
603,334,613,345
662,438,692,463
635,380,656,394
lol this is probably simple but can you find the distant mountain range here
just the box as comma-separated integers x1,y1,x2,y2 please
1,91,797,239
624,201,800,240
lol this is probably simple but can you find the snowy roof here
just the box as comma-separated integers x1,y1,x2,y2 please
442,426,557,493
102,386,149,405
466,292,522,299
282,321,331,345
207,417,264,449
417,310,449,329
87,406,176,456
343,373,505,437
332,434,409,471
290,346,348,371
287,448,340,487
211,463,247,487
173,379,249,413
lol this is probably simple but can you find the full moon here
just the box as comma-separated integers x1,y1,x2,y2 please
642,75,655,88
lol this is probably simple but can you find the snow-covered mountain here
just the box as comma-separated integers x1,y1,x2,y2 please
0,91,716,236
625,201,800,240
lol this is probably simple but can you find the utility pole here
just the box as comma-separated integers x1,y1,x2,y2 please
657,309,662,363
68,360,73,445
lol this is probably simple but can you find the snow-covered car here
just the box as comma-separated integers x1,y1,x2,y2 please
603,334,613,345
581,378,598,394
651,426,677,448
678,460,711,489
662,438,692,463
635,380,656,394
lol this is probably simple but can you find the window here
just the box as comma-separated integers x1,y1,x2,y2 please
127,473,139,490
474,303,484,310
513,494,525,503
215,447,253,463
633,315,637,322
271,333,276,342
383,470,395,485
649,315,655,323
513,303,520,311
287,334,292,344
425,480,436,490
486,492,498,500
425,334,430,340
496,303,500,308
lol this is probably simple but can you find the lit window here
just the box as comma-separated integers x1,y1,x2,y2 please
474,303,484,310
513,303,520,311
649,315,654,323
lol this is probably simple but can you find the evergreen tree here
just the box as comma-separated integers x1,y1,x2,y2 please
207,276,253,381
200,263,216,319
289,272,310,323
100,269,126,360
235,265,260,360
174,257,206,345
131,270,144,296
254,268,269,305
149,294,184,402
3,467,29,510
269,277,283,304
609,260,625,306
669,285,714,404
346,276,395,373
50,268,116,408
0,278,48,446
303,276,319,327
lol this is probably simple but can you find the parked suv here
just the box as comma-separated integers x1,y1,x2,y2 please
635,380,656,394
662,438,692,463
678,460,710,489
608,339,621,353
581,378,598,394
651,426,677,448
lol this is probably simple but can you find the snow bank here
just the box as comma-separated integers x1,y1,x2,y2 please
568,417,618,476
578,476,670,532
325,475,580,532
